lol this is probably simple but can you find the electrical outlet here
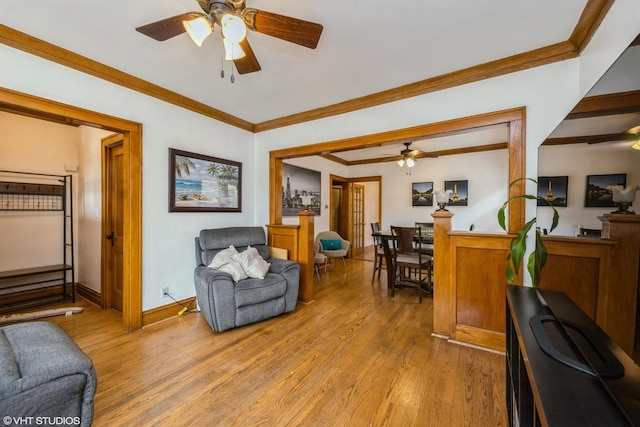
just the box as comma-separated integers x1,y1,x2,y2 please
161,287,169,298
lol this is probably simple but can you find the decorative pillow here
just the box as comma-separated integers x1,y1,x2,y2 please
233,246,270,279
216,260,248,282
321,239,341,250
208,245,238,269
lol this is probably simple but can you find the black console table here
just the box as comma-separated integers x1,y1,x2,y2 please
506,285,640,426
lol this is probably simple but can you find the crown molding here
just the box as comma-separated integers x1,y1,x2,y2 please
0,0,613,133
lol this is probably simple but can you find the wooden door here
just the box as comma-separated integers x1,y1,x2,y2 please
103,134,124,312
351,184,365,255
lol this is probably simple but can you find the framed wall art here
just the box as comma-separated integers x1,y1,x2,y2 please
282,163,321,216
169,148,242,212
584,173,626,207
412,182,433,206
536,176,568,207
444,180,468,206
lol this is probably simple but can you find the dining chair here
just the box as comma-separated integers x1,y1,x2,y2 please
370,222,385,285
390,225,433,303
414,221,434,256
579,226,601,238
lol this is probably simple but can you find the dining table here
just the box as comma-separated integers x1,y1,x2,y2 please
372,229,434,291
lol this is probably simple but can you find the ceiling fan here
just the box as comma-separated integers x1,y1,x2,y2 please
397,142,422,167
135,0,323,74
582,125,640,150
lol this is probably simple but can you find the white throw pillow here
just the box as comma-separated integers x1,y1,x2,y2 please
216,260,248,282
208,245,238,269
233,246,271,279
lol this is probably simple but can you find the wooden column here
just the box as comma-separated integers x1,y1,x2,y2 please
432,210,453,338
297,210,315,303
266,216,314,304
598,214,640,355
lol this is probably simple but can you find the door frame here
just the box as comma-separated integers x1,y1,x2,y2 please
102,134,123,312
0,87,143,331
269,108,525,234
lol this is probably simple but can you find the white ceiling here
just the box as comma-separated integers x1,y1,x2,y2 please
0,0,588,124
1,0,638,162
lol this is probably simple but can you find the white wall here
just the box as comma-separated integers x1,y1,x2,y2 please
538,143,640,235
0,112,79,271
349,149,509,233
77,126,112,293
0,46,255,310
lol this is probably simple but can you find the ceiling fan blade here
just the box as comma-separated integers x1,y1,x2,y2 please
234,38,261,74
136,12,204,41
246,9,323,49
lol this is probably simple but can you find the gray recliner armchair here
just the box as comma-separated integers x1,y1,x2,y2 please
194,226,300,332
0,322,97,427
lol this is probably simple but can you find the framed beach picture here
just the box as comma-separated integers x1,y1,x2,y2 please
412,182,433,206
169,148,241,212
537,176,568,207
444,180,468,206
282,163,321,216
584,173,626,207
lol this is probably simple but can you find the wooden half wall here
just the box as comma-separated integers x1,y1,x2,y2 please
433,211,637,356
266,211,315,304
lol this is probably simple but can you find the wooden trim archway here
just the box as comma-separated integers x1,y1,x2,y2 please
269,107,526,233
0,87,143,331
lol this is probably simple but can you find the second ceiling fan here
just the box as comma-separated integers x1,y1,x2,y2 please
135,0,323,74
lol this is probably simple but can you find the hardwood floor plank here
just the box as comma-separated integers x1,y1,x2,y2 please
14,255,507,426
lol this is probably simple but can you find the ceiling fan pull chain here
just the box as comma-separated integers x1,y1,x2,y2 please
220,51,225,79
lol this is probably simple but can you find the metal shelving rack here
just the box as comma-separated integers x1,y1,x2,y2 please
0,170,75,312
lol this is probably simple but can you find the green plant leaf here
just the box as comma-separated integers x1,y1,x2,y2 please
528,229,548,286
499,177,560,287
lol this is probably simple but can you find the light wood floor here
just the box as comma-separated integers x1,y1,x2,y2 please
25,254,508,426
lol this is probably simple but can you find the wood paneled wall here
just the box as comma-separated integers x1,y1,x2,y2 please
433,212,638,356
267,211,315,303
433,210,513,352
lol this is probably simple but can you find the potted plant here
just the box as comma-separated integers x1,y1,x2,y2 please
497,178,559,286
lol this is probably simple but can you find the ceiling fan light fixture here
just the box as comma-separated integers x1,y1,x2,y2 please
223,38,246,60
397,158,405,167
183,16,213,47
221,14,247,43
406,157,416,167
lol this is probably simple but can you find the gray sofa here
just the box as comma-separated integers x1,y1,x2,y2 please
0,321,97,427
194,226,300,332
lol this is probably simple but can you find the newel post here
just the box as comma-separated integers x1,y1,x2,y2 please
432,210,453,338
297,210,315,303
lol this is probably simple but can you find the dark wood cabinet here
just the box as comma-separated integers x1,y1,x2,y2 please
506,285,640,426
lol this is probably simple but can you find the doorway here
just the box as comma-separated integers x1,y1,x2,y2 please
330,175,350,246
0,87,143,331
330,186,342,233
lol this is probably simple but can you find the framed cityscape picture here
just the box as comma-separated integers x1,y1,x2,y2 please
412,182,433,206
584,173,626,207
444,180,468,206
169,148,241,212
282,163,321,216
536,176,568,207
